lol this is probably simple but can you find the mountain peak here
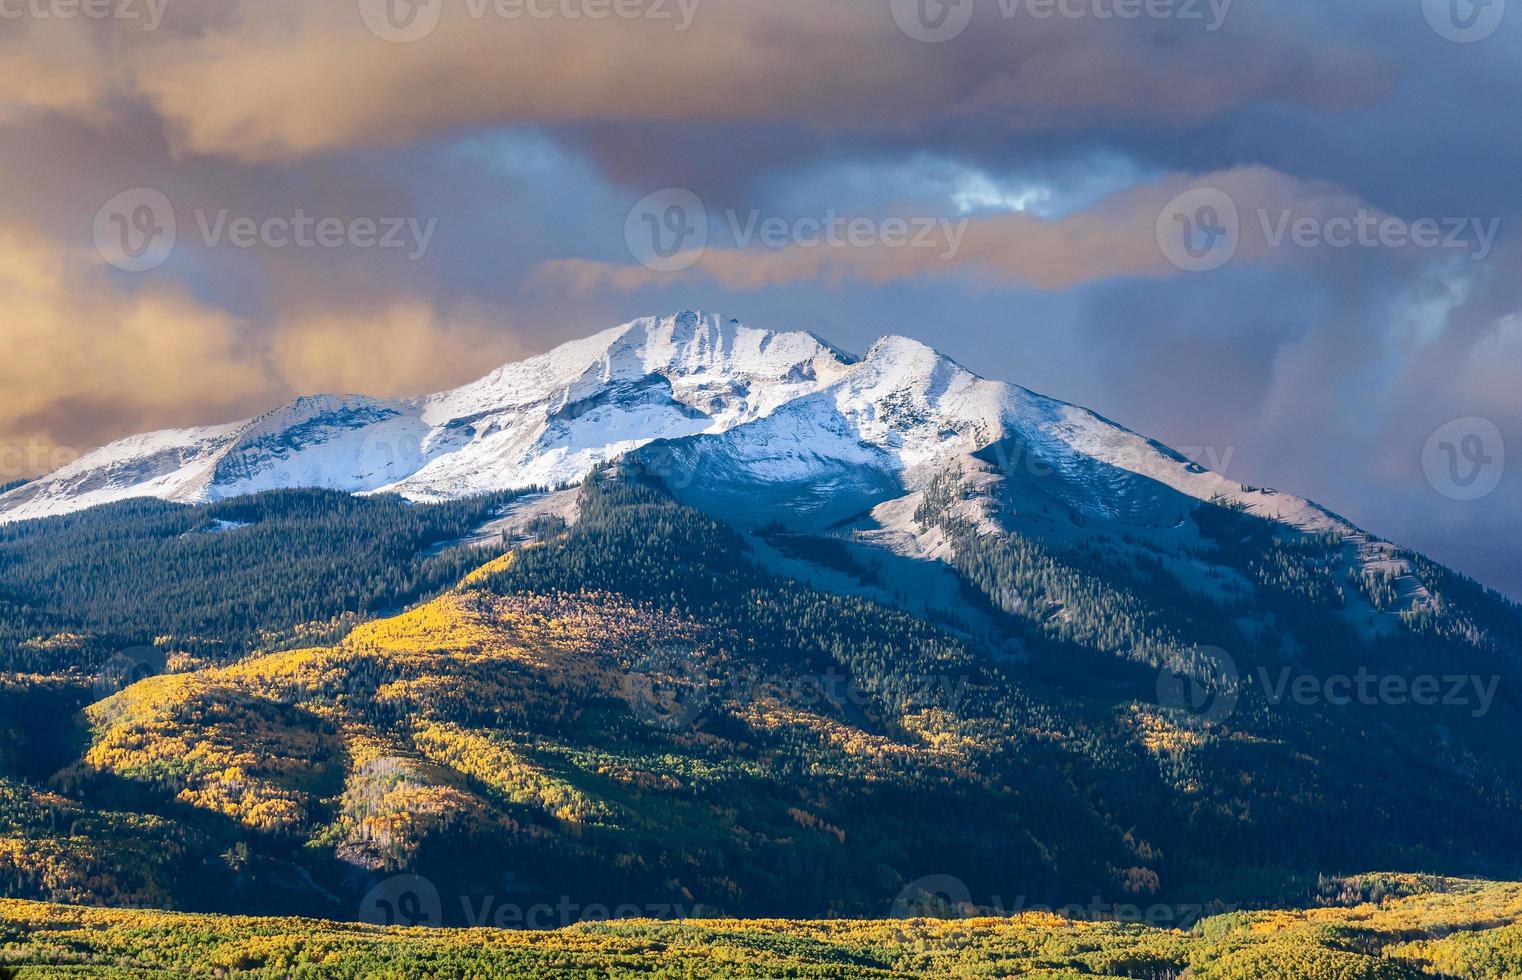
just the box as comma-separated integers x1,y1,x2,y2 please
607,311,855,376
864,334,940,361
861,334,983,383
0,313,1337,536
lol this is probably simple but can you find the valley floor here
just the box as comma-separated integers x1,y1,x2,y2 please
1,875,1521,979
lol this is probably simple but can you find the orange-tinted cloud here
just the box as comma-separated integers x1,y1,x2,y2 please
268,302,524,399
0,229,263,472
0,228,526,475
542,168,1368,292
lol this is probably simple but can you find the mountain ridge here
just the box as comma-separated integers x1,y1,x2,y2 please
0,313,854,520
0,311,1347,539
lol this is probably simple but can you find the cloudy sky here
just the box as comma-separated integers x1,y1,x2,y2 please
1,0,1518,597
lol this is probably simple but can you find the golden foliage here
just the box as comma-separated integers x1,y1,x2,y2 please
412,722,616,826
3,876,1522,978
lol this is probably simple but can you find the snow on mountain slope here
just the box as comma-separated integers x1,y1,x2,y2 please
0,310,1347,539
387,313,855,501
0,313,854,522
0,396,420,523
638,331,1350,536
636,335,1010,526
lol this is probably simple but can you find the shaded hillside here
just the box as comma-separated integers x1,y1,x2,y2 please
3,470,1520,922
0,488,523,674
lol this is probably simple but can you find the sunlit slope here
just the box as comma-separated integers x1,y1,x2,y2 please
66,587,706,867
31,470,1522,926
60,572,1056,919
2,875,1522,978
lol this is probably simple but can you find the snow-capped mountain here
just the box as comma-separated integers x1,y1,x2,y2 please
0,310,1342,535
0,313,849,522
639,330,1345,534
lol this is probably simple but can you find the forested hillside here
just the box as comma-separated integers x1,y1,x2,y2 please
0,489,524,673
1,469,1519,928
